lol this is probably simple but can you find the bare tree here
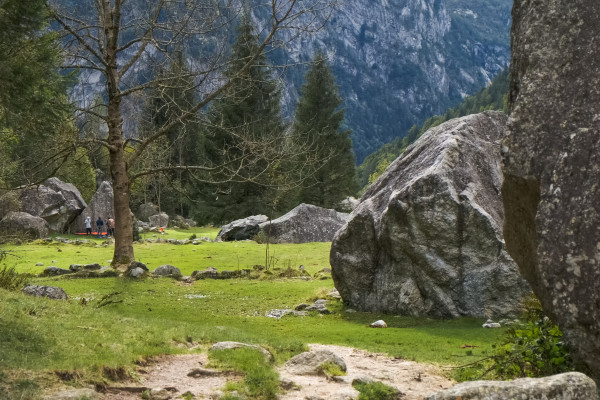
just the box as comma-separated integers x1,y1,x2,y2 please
49,0,335,264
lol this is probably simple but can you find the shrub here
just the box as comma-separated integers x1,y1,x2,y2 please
0,265,28,291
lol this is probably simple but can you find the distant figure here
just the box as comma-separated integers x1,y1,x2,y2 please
84,216,92,235
96,217,104,237
107,217,115,237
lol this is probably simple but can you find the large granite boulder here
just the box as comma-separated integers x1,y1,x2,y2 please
502,0,600,378
259,204,350,244
217,215,268,241
331,112,530,318
19,178,86,232
0,212,49,239
425,372,598,400
136,202,159,222
148,212,168,228
70,181,114,234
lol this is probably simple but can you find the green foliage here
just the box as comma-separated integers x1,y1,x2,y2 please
0,0,74,187
456,296,572,381
293,51,358,209
317,361,346,377
352,380,401,400
198,16,287,223
0,265,28,291
209,347,279,400
56,147,97,203
357,69,509,189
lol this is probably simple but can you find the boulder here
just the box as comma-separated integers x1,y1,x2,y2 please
192,267,219,280
172,215,197,228
259,204,350,244
0,190,22,220
331,112,530,318
284,350,347,375
148,212,169,228
217,215,268,241
0,211,49,239
128,267,146,278
153,264,182,278
425,372,598,400
19,178,86,233
501,0,600,378
70,181,114,234
136,202,159,222
22,285,68,300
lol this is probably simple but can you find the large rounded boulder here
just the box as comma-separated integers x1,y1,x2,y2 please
331,112,530,318
0,212,49,239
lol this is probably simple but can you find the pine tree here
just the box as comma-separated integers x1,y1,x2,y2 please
201,16,285,223
293,51,357,209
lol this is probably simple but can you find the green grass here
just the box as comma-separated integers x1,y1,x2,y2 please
352,380,401,400
209,347,279,399
0,229,506,398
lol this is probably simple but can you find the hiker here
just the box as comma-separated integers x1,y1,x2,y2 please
84,216,92,235
96,217,104,237
107,217,115,237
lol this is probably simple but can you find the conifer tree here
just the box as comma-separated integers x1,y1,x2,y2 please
201,16,285,223
293,51,357,209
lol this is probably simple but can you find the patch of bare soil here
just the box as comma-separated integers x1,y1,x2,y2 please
92,344,452,399
279,344,453,400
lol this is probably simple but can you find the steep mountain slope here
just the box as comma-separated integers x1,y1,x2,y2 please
276,0,512,162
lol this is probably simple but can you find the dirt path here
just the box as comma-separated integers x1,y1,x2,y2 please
100,344,453,399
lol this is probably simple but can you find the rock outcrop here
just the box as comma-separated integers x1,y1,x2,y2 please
70,181,114,234
19,178,86,232
259,204,349,244
0,211,49,239
217,215,268,241
501,0,600,378
331,112,530,318
426,372,598,400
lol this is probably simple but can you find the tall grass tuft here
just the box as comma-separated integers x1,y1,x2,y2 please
0,265,29,291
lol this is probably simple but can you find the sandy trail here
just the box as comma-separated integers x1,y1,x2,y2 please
98,344,453,399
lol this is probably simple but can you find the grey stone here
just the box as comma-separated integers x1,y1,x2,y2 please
136,202,159,222
209,341,273,362
217,214,268,241
43,387,99,400
369,320,387,328
331,112,530,318
0,211,49,238
19,178,86,233
172,215,197,228
501,0,600,379
284,350,347,375
153,264,182,278
129,267,146,278
70,181,114,234
339,196,359,212
22,285,68,300
149,388,172,400
128,261,148,272
259,204,350,244
36,262,44,266
425,372,598,400
148,212,169,228
192,267,219,280
40,267,72,277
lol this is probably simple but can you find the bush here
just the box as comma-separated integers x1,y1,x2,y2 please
0,265,29,291
456,295,572,381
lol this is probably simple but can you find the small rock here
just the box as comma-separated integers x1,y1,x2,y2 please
280,378,297,390
369,320,387,328
22,285,68,300
41,266,72,277
153,264,182,278
295,303,310,311
266,309,293,319
128,261,148,271
129,267,146,278
284,350,347,375
36,262,44,266
482,319,501,328
187,368,220,377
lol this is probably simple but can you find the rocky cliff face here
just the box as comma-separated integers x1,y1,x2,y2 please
502,0,600,379
331,111,530,318
272,0,512,161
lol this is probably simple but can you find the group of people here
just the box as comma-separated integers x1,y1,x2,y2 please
84,216,115,237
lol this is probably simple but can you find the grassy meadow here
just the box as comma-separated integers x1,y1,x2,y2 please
0,227,504,398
